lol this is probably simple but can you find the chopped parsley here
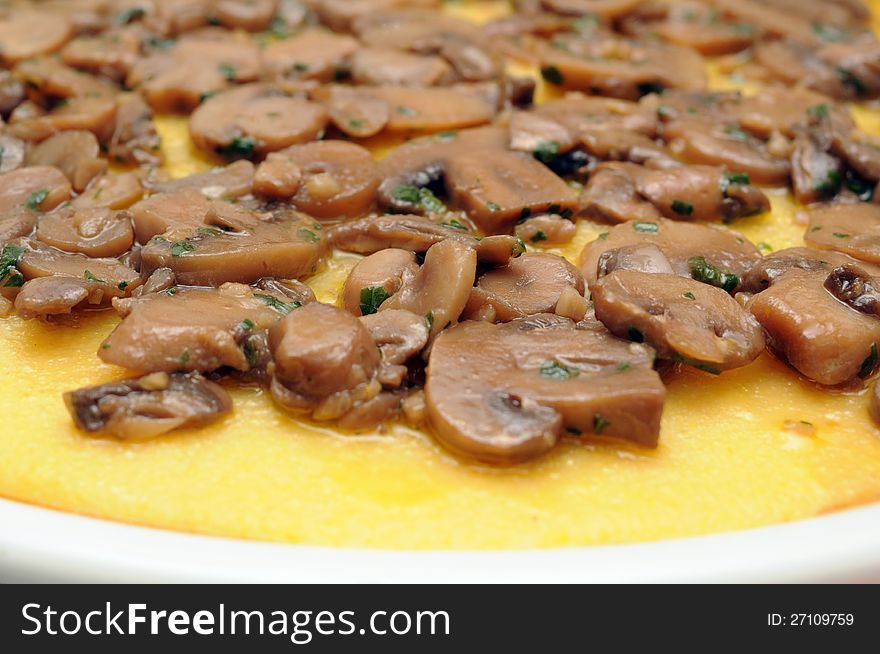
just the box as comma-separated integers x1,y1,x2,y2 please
218,136,255,158
24,190,49,211
671,200,694,216
836,66,867,96
440,218,468,231
616,362,631,372
533,141,560,163
682,292,696,300
170,241,196,257
293,62,309,72
812,22,845,42
688,256,739,293
391,185,446,213
627,326,644,343
858,343,878,379
359,286,390,316
395,105,416,116
757,242,773,252
347,118,366,130
832,232,851,238
253,293,302,315
116,6,145,24
486,201,501,213
178,351,191,366
437,131,459,142
530,230,548,243
83,270,105,284
593,414,611,434
806,103,830,120
425,312,435,330
539,359,580,380
813,169,843,195
673,353,721,375
720,171,750,194
117,281,129,291
240,318,255,331
637,82,666,96
633,221,659,233
0,243,24,287
512,236,526,257
540,65,564,85
723,125,749,141
218,63,236,80
298,227,321,243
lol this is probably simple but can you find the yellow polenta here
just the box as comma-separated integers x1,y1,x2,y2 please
2,1,880,549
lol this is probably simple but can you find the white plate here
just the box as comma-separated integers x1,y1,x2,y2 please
2,497,880,583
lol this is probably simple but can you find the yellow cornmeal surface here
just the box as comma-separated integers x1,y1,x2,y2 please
2,0,880,549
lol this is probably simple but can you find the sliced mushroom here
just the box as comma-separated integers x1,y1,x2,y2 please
646,2,756,56
36,206,134,258
314,0,441,33
515,213,577,246
580,218,761,287
13,274,119,319
215,0,278,31
253,153,302,200
592,270,766,371
140,208,327,285
662,118,792,186
268,302,382,418
534,93,658,139
804,202,880,264
464,252,585,322
190,84,329,157
147,160,254,201
740,246,874,293
597,243,675,277
711,0,819,44
101,285,293,373
540,0,645,19
16,240,140,294
579,164,663,224
0,165,71,214
380,239,476,336
341,248,419,316
0,133,25,173
71,172,144,211
0,69,24,118
60,28,141,83
64,372,232,440
25,130,107,193
107,92,163,166
0,10,72,65
790,128,845,205
444,149,577,232
271,140,379,219
824,264,880,316
733,87,852,139
310,84,391,138
263,28,359,82
748,269,880,385
425,314,666,464
350,48,455,87
537,35,706,100
360,308,430,385
508,111,576,156
126,33,262,112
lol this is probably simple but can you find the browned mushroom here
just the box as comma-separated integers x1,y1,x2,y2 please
0,166,71,214
310,85,391,138
71,172,145,211
139,207,327,285
711,0,819,44
126,32,262,112
35,206,134,258
107,92,163,166
380,239,477,336
824,263,880,316
644,2,756,56
790,128,845,205
147,160,254,201
64,371,232,440
748,268,880,385
592,270,766,372
596,243,675,277
463,252,585,322
350,48,455,87
24,130,107,193
0,69,24,117
60,28,141,83
263,28,359,82
16,240,140,293
341,248,419,316
534,94,657,139
13,274,115,319
515,213,577,246
268,302,383,418
579,164,663,224
312,0,440,33
732,87,852,140
0,133,25,173
537,34,706,100
580,218,761,288
360,308,429,368
270,140,380,219
101,285,295,373
444,149,578,232
189,84,329,157
215,0,278,31
0,10,73,65
740,246,876,293
253,153,302,200
804,202,880,264
540,0,645,20
425,314,666,464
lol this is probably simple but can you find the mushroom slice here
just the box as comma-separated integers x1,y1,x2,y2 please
592,270,765,372
273,141,380,219
804,203,880,264
126,34,262,112
310,85,391,139
360,308,430,386
740,246,878,293
64,372,232,440
190,84,329,157
268,302,382,416
72,172,144,211
253,154,302,200
16,240,140,295
107,93,163,167
0,10,72,65
508,111,576,156
0,165,71,214
341,248,419,316
580,218,761,287
140,209,327,286
537,35,706,100
13,276,100,319
263,28,359,82
215,0,278,31
790,128,845,205
0,134,25,174
444,149,577,232
663,118,792,186
315,0,440,33
515,213,577,246
24,131,107,193
824,264,880,316
36,206,134,258
578,129,677,169
425,314,666,464
380,239,476,336
148,160,255,201
579,164,663,224
540,0,644,19
60,28,141,83
648,2,756,56
534,93,658,138
748,270,880,385
350,48,455,87
377,126,507,211
375,85,497,133
597,243,675,277
733,87,851,140
464,252,585,322
101,285,292,374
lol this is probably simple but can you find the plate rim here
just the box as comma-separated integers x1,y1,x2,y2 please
2,496,880,583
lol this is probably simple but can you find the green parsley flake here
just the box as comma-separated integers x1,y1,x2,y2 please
633,221,659,233
359,286,390,316
688,256,739,293
593,414,611,434
170,241,196,257
540,359,580,380
540,65,564,85
24,189,49,211
671,200,694,216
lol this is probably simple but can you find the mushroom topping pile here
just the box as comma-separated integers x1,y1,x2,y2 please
0,0,878,457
